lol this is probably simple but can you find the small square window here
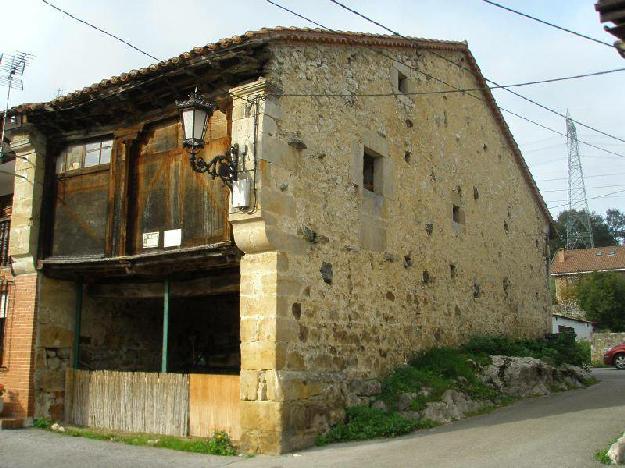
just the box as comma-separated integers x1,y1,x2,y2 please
363,153,376,192
362,149,383,195
452,205,465,224
398,70,408,94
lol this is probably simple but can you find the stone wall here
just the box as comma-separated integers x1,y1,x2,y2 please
230,43,552,452
592,332,625,364
34,276,75,420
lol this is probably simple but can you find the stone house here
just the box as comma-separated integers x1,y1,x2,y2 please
551,246,625,304
1,28,552,453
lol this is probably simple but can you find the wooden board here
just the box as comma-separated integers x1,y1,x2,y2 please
131,114,230,254
189,374,240,440
53,168,110,257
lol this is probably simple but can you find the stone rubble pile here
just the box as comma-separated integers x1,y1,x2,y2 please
349,355,592,425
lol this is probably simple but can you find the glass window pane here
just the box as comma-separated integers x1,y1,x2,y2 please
85,141,101,153
193,109,208,142
55,153,66,174
84,150,100,167
99,145,112,164
182,109,194,140
66,145,84,171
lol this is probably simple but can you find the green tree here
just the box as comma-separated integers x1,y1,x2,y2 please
575,272,625,331
549,209,617,254
606,208,625,245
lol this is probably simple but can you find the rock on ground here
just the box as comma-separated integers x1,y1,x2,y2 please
608,434,625,465
479,356,589,398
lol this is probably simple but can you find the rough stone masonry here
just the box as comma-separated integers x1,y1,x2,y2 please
228,32,552,453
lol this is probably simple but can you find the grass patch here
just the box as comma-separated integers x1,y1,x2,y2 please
316,406,438,446
35,422,237,456
594,437,619,465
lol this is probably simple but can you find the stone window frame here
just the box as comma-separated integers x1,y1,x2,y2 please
350,130,395,201
390,61,415,107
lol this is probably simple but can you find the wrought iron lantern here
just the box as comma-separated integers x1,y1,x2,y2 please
176,89,239,188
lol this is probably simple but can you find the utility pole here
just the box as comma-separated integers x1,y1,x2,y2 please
0,51,33,161
565,113,594,250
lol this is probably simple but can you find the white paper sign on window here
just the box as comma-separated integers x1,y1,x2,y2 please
164,229,182,248
142,231,159,249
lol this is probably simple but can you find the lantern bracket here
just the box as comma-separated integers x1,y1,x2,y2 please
189,144,239,188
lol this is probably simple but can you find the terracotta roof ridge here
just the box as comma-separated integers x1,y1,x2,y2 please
12,27,466,114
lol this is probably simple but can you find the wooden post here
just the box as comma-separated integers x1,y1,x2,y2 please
72,282,83,369
161,279,170,373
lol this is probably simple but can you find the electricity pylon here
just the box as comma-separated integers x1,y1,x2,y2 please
565,113,594,250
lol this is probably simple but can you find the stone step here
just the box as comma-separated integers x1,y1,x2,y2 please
0,418,25,430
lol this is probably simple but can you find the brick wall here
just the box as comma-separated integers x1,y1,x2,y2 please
0,273,38,419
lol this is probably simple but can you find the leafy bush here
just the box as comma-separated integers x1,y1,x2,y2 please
462,334,590,367
575,272,625,332
33,418,53,429
316,406,434,445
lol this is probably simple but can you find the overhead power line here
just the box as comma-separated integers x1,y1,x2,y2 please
543,184,625,194
266,0,625,160
479,0,614,48
40,0,160,62
273,66,625,96
327,0,625,147
539,172,625,182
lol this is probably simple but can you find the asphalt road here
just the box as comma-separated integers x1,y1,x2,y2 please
1,368,624,468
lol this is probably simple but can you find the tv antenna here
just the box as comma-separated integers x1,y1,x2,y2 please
0,51,34,161
565,112,594,250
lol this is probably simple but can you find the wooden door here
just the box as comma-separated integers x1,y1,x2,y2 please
189,374,240,440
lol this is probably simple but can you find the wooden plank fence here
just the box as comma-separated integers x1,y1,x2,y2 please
189,374,240,440
65,369,189,436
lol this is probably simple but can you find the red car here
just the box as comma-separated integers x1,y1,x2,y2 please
604,343,625,370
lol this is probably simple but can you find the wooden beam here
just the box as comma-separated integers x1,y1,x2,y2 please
161,279,170,373
72,282,83,369
85,270,240,298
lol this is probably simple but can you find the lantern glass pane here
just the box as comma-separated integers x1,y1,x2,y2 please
193,108,208,142
182,108,195,141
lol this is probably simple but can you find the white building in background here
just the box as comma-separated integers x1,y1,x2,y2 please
552,313,593,341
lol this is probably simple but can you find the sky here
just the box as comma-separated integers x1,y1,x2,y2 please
2,0,624,218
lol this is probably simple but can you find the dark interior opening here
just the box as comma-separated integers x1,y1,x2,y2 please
168,294,240,374
79,281,240,375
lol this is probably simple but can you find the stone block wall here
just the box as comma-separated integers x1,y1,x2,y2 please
230,43,552,452
592,332,625,364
